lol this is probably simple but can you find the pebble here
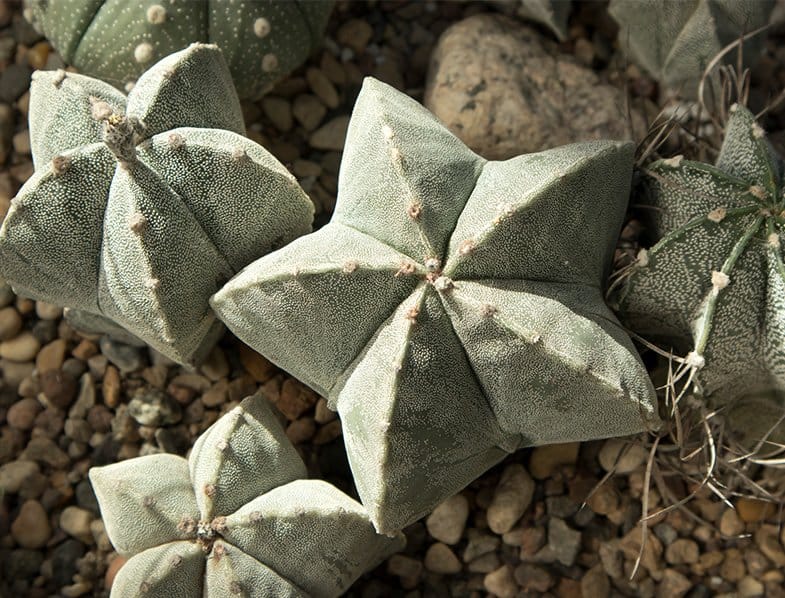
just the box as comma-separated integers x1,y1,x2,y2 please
293,94,327,131
718,507,744,536
387,554,422,587
0,306,22,341
7,397,41,430
463,532,499,562
336,19,374,55
105,555,127,589
11,499,50,548
736,498,776,522
90,518,111,551
309,116,350,151
424,542,462,574
581,564,610,596
484,564,517,598
12,129,30,155
199,346,229,381
487,463,534,534
467,552,500,573
721,548,746,582
425,14,644,159
0,331,40,362
312,418,342,444
22,436,70,468
0,63,32,103
754,524,785,567
599,438,648,474
313,397,337,423
285,417,316,444
306,67,340,109
277,378,318,420
620,527,662,575
665,538,699,565
0,459,40,493
127,389,182,426
59,506,94,543
202,379,229,408
40,369,78,409
426,493,470,544
658,569,693,597
514,563,554,592
528,442,580,479
102,365,121,408
33,338,64,373
70,373,96,420
238,342,275,382
546,518,582,567
261,96,293,132
738,576,765,597
99,336,144,372
35,300,62,320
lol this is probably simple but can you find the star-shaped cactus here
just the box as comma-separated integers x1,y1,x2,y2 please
89,393,403,597
211,77,659,533
0,44,313,366
612,104,785,405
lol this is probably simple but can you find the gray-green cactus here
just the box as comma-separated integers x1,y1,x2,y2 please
23,0,333,100
492,0,570,41
211,76,659,534
89,392,403,597
0,43,313,366
612,104,785,407
609,0,775,98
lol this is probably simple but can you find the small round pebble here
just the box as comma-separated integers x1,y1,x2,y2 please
426,493,469,544
0,330,40,362
11,499,51,548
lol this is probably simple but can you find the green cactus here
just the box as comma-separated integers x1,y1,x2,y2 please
89,392,403,597
608,0,775,99
211,77,659,534
23,0,333,100
0,43,313,366
493,0,571,41
612,104,785,407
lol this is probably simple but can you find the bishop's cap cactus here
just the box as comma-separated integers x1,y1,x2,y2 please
24,0,334,99
89,392,404,597
0,43,314,366
211,77,659,534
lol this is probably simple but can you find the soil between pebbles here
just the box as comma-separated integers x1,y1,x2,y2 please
1,1,785,597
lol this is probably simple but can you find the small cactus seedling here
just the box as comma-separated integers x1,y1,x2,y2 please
23,0,334,99
612,104,785,407
212,77,659,534
0,44,313,366
609,0,775,99
89,392,404,597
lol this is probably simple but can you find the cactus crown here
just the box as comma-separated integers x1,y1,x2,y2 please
212,76,658,534
0,44,313,366
613,104,785,404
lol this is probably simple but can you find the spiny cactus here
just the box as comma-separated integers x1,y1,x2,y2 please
23,0,333,100
609,0,775,99
493,0,570,41
212,77,659,534
0,44,313,366
89,392,403,597
612,104,785,407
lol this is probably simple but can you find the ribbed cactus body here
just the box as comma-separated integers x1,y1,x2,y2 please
24,0,333,99
609,0,775,98
212,77,659,534
613,105,785,408
89,393,403,597
0,44,313,366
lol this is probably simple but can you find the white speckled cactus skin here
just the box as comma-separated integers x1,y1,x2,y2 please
0,44,314,366
613,104,785,407
89,392,404,597
609,0,775,98
24,0,333,99
211,77,659,534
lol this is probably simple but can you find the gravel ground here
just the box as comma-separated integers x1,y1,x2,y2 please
2,1,785,597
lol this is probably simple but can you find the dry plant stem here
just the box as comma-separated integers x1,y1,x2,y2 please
631,434,660,580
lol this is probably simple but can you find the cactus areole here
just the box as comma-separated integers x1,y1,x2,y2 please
0,44,314,366
212,77,659,534
23,0,334,99
613,104,785,407
89,393,403,597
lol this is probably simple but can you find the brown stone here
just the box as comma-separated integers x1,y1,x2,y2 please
277,378,318,420
529,442,580,479
238,342,276,382
102,365,121,408
7,397,41,430
40,369,78,409
425,14,645,160
11,499,50,548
